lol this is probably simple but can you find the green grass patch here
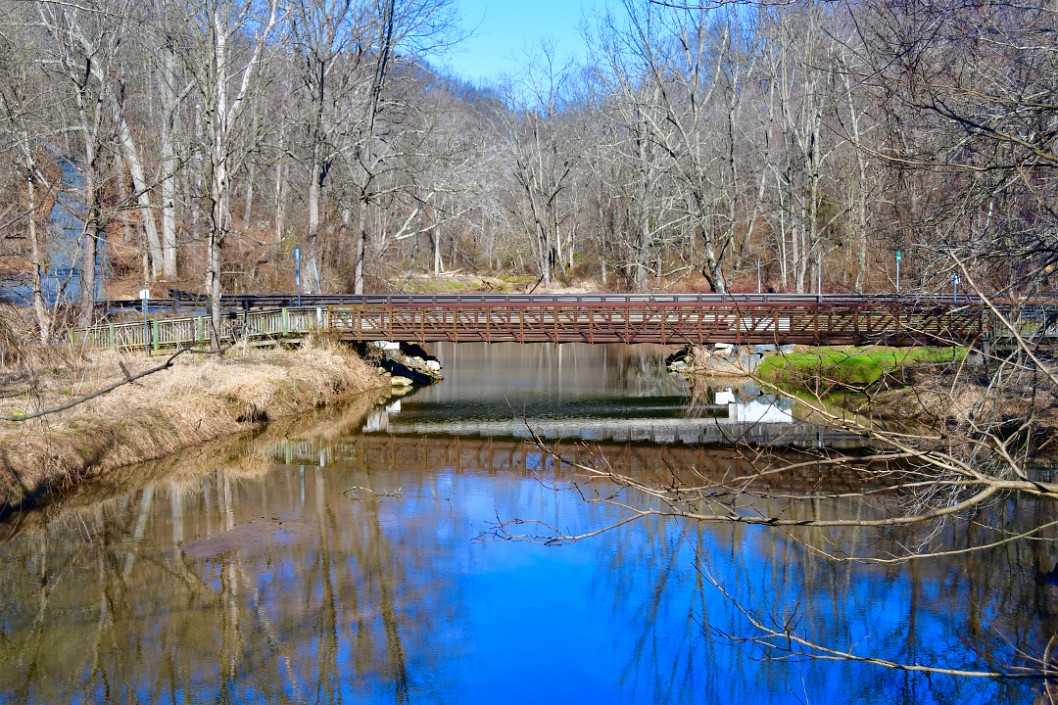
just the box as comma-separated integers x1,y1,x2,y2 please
498,274,533,288
758,345,967,388
403,278,469,294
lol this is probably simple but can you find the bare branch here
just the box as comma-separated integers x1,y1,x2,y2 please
0,348,191,422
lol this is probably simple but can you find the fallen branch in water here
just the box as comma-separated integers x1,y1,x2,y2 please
344,486,402,500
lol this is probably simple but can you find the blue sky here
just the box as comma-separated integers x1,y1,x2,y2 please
441,0,621,85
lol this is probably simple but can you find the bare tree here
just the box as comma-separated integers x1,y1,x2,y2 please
168,0,283,350
0,16,59,341
501,46,582,288
143,0,198,281
289,0,372,293
860,0,1058,296
35,0,123,325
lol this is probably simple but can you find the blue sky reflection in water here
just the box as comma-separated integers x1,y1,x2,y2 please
0,345,1048,704
1,464,1037,704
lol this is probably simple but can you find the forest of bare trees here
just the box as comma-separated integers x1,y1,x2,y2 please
0,0,1055,337
3,0,1058,689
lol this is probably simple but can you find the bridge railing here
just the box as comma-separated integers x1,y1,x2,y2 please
98,289,999,317
68,308,329,352
990,302,1058,342
317,298,992,346
66,296,1025,352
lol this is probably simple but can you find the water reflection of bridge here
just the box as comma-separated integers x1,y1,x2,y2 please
359,385,869,449
269,432,868,483
361,416,866,448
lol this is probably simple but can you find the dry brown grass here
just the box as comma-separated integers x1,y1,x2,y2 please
849,363,1058,444
0,337,385,514
0,305,70,369
0,391,387,538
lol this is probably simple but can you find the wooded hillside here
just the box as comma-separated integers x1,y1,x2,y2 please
1,0,1054,339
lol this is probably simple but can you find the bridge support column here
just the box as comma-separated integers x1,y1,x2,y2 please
966,339,989,367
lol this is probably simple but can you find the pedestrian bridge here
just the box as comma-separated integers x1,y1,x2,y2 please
69,293,1044,352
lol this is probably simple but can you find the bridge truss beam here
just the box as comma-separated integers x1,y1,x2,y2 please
70,295,995,352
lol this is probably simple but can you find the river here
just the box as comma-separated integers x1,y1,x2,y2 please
0,343,1053,704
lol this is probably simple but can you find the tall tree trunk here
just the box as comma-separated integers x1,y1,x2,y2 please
197,0,280,350
432,227,442,275
158,45,179,279
190,109,203,247
274,158,286,245
26,176,51,343
79,209,99,326
78,130,101,327
353,0,396,295
207,6,230,352
355,198,367,294
307,142,322,294
840,57,869,293
273,116,287,244
113,100,163,280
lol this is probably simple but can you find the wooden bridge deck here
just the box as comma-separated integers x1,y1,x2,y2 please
68,293,1051,352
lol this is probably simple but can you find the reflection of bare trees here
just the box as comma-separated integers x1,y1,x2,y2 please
487,415,1058,687
0,454,443,703
4,413,1057,701
584,494,1058,701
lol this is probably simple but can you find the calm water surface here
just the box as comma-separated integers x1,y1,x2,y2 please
0,344,1053,704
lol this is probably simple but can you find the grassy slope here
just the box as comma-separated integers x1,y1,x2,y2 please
757,346,967,388
0,340,386,515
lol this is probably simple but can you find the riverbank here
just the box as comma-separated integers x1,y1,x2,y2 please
755,345,966,393
677,344,1058,442
750,345,976,425
0,339,387,516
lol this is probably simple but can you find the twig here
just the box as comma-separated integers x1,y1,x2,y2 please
0,348,192,422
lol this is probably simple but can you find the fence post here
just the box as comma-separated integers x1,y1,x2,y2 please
152,320,160,352
282,308,289,336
